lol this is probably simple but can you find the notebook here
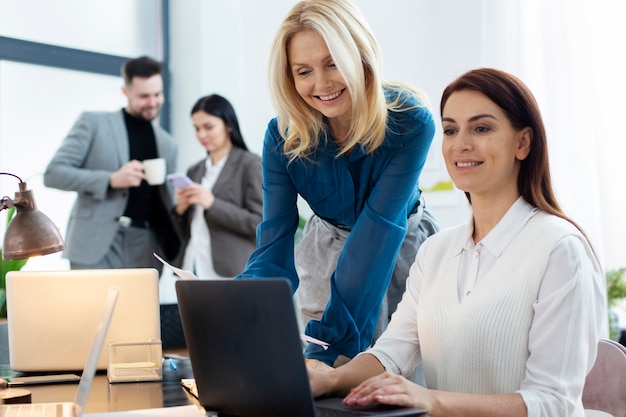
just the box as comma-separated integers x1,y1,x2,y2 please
0,286,120,417
6,268,160,372
175,279,426,417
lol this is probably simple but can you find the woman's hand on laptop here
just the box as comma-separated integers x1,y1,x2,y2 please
342,371,430,410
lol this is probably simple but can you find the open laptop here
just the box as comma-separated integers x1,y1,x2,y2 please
175,279,426,417
6,268,160,372
0,286,119,417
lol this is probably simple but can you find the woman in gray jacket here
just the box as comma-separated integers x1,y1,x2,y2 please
173,94,262,278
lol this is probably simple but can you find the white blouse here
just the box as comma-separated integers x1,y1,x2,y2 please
369,197,608,417
182,155,228,279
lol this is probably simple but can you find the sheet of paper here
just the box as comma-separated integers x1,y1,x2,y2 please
153,253,198,280
180,378,198,398
153,253,232,280
84,405,203,417
300,334,329,350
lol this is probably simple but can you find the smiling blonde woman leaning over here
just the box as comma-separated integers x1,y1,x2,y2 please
236,0,439,368
308,68,608,417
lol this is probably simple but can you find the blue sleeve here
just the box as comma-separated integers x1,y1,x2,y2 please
235,120,300,291
370,105,434,221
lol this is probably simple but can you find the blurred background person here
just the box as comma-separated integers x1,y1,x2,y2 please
173,94,262,278
44,56,180,271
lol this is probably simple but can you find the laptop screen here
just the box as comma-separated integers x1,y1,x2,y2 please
6,268,160,372
75,287,119,411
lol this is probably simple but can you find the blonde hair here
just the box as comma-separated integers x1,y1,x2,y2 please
268,0,428,161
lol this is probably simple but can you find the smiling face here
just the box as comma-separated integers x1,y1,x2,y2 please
123,74,164,121
441,90,531,201
288,29,352,128
192,110,233,162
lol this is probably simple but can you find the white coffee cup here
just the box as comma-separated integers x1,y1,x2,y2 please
142,157,166,185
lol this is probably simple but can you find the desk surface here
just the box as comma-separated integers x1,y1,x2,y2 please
2,357,195,413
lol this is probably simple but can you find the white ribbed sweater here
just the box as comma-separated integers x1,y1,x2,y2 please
416,211,579,394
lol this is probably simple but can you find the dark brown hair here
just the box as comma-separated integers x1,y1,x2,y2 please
441,68,592,243
121,56,162,86
191,94,248,151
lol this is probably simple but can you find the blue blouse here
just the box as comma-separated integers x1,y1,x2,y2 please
237,89,436,364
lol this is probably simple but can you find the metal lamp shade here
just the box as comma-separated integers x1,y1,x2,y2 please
2,188,64,260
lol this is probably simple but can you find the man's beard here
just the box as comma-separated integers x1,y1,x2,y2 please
132,106,160,121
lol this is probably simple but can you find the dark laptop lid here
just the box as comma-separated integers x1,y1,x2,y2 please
176,279,426,417
176,279,316,417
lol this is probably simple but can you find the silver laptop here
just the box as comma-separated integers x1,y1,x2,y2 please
6,268,160,372
0,287,119,417
176,279,426,417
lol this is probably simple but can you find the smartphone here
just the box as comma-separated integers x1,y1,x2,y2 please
166,173,194,189
8,373,81,386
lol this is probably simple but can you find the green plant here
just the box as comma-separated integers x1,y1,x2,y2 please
0,207,28,318
606,268,626,341
607,268,626,306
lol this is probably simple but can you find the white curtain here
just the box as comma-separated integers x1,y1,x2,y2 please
482,0,626,270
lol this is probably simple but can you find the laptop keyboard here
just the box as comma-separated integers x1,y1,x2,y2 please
315,404,390,416
0,403,66,417
315,399,426,416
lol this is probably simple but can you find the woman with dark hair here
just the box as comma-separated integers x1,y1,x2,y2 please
308,68,607,417
173,94,262,278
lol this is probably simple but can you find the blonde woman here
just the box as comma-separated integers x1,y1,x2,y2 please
237,0,438,368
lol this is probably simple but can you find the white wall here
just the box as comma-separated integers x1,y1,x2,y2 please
170,0,297,159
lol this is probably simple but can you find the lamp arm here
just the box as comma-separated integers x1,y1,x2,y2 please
0,172,26,211
0,172,23,183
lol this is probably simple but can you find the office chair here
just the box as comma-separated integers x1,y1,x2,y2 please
582,338,626,417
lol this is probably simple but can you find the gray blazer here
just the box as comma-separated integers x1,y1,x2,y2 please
173,146,262,277
44,110,179,265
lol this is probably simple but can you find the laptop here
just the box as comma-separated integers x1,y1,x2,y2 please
0,286,119,417
175,279,426,417
6,268,160,372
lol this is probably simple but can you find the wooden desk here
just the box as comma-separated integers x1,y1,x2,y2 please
4,357,195,413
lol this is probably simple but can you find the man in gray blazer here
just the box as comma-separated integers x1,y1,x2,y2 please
44,56,180,270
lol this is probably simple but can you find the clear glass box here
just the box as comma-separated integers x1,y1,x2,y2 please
107,340,163,383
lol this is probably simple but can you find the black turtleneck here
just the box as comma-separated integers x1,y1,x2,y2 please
122,108,159,222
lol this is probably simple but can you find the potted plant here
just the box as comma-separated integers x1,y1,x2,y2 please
606,267,626,341
0,207,28,318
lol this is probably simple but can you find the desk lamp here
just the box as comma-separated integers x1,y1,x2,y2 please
1,172,64,260
0,172,64,403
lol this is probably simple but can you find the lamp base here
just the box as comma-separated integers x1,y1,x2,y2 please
0,388,32,404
